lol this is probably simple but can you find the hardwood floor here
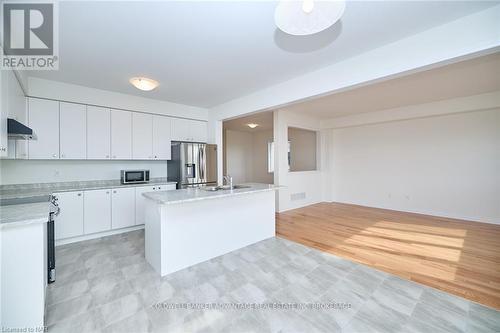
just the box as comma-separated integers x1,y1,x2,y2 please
276,202,500,309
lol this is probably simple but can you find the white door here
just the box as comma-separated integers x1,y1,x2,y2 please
28,98,59,159
84,189,112,234
135,185,156,225
111,109,132,159
112,187,136,229
190,120,207,143
152,115,171,160
87,106,111,160
132,112,153,160
171,118,191,141
60,102,86,159
54,191,84,240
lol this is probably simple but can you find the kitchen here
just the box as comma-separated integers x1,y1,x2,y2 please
1,1,500,332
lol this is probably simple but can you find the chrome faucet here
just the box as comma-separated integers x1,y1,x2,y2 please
223,175,233,189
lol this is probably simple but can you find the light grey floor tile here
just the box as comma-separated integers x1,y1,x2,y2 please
102,309,152,333
371,275,423,316
47,230,497,333
98,293,144,327
467,303,500,333
46,279,89,306
46,293,94,326
345,298,410,333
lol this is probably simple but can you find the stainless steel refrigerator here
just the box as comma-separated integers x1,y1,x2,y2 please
167,142,218,189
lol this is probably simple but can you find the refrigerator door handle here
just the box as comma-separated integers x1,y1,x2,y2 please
200,146,205,180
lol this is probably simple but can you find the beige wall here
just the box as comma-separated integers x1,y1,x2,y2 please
224,129,274,185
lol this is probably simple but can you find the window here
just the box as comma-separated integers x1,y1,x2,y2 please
267,141,274,173
267,141,291,173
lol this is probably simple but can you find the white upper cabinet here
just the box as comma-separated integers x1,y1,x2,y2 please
171,118,207,142
171,118,191,141
132,112,153,160
60,102,86,159
111,109,132,159
111,187,136,229
87,106,111,160
191,120,208,143
152,115,171,160
54,191,84,240
28,98,60,159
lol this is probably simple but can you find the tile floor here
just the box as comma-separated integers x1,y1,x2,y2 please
46,230,500,332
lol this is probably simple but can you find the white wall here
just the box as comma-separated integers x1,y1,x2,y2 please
0,160,167,185
28,77,208,121
274,110,323,212
327,108,500,224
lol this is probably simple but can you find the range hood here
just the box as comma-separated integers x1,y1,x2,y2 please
7,118,36,140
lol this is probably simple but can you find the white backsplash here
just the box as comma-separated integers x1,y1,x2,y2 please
0,159,168,185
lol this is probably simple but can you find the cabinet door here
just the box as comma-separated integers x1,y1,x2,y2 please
152,115,171,160
135,185,156,225
110,109,132,159
28,98,59,159
190,121,207,143
60,102,86,159
87,106,111,160
132,112,153,160
84,189,111,234
171,118,191,141
112,187,136,229
54,191,84,240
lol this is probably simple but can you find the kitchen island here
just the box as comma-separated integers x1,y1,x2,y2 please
142,183,278,276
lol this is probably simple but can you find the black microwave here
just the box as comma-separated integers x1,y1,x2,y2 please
121,170,150,184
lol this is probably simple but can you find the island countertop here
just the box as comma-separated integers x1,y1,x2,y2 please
142,183,279,205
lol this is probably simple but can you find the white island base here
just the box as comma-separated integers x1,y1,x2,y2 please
144,186,276,276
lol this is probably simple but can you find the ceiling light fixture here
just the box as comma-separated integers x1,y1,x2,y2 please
129,77,159,91
247,123,259,129
275,0,346,36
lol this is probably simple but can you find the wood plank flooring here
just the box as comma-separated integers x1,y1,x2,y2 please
276,202,500,309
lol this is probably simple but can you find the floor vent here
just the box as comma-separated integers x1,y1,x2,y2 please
290,192,306,201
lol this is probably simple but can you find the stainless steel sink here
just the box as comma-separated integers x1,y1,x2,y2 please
200,185,251,191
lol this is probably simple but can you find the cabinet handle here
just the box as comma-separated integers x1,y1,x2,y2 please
113,190,117,193
158,187,161,190
77,193,82,196
52,154,57,158
61,154,65,158
153,187,156,190
154,155,158,159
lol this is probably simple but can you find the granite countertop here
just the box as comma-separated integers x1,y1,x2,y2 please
142,183,279,205
0,178,177,200
0,202,51,228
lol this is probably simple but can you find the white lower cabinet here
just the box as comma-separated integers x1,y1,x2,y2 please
84,189,112,234
54,191,84,240
112,187,136,229
55,184,176,241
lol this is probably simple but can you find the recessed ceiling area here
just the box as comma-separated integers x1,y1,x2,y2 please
224,112,273,132
280,52,500,119
27,1,497,108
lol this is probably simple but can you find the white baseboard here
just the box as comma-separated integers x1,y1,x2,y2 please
55,225,145,246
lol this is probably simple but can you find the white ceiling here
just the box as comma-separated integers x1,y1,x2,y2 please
28,1,497,108
224,111,274,132
280,52,500,119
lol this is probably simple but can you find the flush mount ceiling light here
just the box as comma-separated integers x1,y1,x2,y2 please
129,77,159,91
275,0,346,36
247,123,259,129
